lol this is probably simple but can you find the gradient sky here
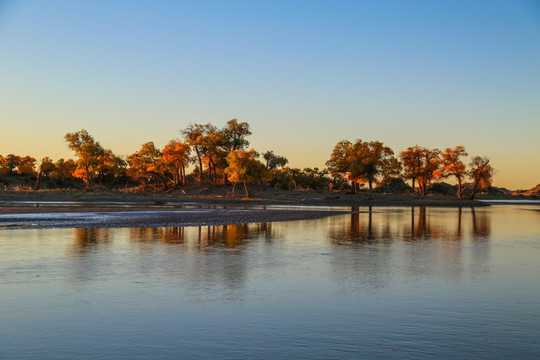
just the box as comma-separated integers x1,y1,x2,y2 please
1,0,539,189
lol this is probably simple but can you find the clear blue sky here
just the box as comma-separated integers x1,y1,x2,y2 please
1,0,539,189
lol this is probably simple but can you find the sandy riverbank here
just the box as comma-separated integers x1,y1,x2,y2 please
0,188,489,208
0,188,492,229
0,208,350,229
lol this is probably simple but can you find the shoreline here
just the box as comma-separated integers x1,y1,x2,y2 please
0,208,349,230
0,189,490,229
0,190,536,229
0,189,492,209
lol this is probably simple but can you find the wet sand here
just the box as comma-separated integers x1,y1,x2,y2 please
0,189,491,229
0,207,349,229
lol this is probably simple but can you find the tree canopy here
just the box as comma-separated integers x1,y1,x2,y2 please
0,122,497,198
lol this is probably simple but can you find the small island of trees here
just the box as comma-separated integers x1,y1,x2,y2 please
0,120,494,199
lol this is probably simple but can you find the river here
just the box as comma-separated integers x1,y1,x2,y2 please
1,205,539,359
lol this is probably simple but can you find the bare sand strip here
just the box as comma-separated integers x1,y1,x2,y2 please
0,208,349,229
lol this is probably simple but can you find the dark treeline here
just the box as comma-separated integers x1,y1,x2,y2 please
0,120,494,199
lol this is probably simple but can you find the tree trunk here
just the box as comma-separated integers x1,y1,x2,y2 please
34,164,43,191
231,182,236,195
195,148,203,183
243,181,249,197
470,181,479,200
85,164,92,190
209,159,217,184
368,180,373,199
350,180,356,193
457,177,462,199
419,180,426,196
411,178,416,193
181,166,185,186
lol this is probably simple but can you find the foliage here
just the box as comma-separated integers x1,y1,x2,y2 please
1,121,497,198
438,146,468,198
400,146,441,196
65,129,105,187
162,139,190,186
468,156,494,199
127,142,165,187
225,149,265,196
181,123,217,183
327,139,401,196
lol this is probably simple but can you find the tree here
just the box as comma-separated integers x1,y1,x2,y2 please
220,119,251,152
380,156,403,185
416,148,440,196
0,155,7,176
182,123,217,183
65,130,105,188
5,154,20,175
40,157,56,178
128,142,165,188
17,156,37,176
401,146,440,195
35,157,56,190
348,140,399,198
263,150,288,171
162,139,190,187
225,149,265,197
201,130,227,184
213,119,252,184
438,146,468,198
326,140,355,191
51,159,77,185
468,156,494,199
400,146,423,193
96,149,126,187
327,139,401,197
262,150,288,185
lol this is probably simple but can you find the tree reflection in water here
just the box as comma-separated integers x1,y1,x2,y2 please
325,206,492,289
127,223,275,249
328,206,491,244
68,228,113,255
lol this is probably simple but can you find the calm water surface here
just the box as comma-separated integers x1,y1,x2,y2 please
1,205,539,359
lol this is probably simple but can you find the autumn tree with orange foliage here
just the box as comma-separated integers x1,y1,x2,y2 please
468,156,494,199
327,139,401,196
162,139,190,187
225,149,265,197
400,146,440,195
65,130,105,188
16,156,36,176
438,146,468,198
181,123,216,183
52,159,77,185
181,120,252,185
348,140,400,198
127,142,166,188
326,140,356,191
417,148,440,196
4,154,20,175
96,149,126,187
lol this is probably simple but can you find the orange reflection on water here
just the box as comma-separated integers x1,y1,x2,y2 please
328,206,491,245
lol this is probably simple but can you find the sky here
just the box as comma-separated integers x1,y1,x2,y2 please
0,0,539,190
